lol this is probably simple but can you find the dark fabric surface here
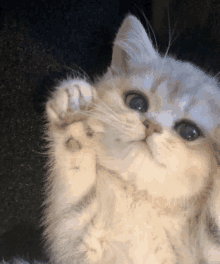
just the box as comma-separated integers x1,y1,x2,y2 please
1,0,220,262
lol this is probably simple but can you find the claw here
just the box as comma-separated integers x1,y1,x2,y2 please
69,85,81,110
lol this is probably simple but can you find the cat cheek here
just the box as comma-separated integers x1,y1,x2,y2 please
187,150,212,180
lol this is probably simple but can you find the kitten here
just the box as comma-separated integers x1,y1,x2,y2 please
43,14,220,264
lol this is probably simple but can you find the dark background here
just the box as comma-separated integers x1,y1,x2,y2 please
0,0,220,262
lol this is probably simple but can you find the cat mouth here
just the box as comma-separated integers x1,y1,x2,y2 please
140,138,166,168
141,138,153,158
143,140,153,158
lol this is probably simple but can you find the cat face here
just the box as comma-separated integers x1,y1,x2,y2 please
88,15,220,202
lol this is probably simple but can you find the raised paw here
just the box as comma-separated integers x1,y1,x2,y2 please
46,78,95,124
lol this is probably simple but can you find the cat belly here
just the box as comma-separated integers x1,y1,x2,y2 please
94,167,176,264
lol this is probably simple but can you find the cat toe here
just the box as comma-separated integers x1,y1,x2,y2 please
46,88,70,123
68,80,93,110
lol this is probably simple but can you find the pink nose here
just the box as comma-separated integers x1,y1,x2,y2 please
143,119,162,137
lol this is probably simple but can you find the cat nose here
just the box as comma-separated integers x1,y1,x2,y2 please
143,119,162,137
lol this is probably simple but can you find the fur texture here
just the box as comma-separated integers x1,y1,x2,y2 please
10,14,220,264
0,258,48,264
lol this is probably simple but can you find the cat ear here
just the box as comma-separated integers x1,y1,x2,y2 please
111,14,158,75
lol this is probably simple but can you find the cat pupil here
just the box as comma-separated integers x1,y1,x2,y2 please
175,122,200,141
126,93,148,112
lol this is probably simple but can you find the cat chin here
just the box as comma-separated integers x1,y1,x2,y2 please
98,138,212,202
136,153,212,202
135,158,207,202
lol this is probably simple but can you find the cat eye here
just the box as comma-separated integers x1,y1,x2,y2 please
125,92,148,112
174,120,201,141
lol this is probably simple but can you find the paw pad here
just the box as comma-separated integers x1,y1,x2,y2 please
65,137,82,152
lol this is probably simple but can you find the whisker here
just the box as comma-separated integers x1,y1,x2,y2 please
92,106,125,128
214,71,220,79
88,105,132,134
92,114,128,134
158,7,181,81
95,97,121,122
94,108,121,126
133,4,158,53
63,64,92,83
159,8,172,77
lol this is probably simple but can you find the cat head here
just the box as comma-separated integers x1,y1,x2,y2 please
89,14,220,202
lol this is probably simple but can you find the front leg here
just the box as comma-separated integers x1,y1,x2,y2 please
44,78,101,264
